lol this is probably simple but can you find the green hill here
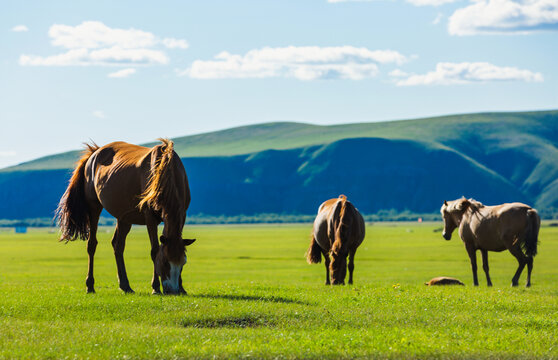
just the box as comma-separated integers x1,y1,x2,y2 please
5,110,557,172
1,110,558,219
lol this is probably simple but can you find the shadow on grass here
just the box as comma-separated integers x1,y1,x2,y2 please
182,314,275,328
190,293,310,305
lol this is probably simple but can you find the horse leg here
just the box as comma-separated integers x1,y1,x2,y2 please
112,220,134,293
526,257,533,287
348,250,355,285
85,206,102,293
466,246,479,286
480,249,492,287
507,241,527,287
145,219,161,294
323,250,331,285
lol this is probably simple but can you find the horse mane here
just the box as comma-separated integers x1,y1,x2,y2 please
138,139,184,229
467,198,484,213
332,195,352,255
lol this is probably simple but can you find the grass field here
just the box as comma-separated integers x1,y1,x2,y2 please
1,222,557,359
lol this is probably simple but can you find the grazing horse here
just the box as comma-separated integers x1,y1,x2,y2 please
56,139,196,295
306,195,365,285
441,197,540,287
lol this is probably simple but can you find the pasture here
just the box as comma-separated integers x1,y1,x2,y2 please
0,222,557,359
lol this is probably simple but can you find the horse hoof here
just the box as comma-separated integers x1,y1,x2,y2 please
511,283,519,287
87,289,96,294
121,288,135,294
151,290,162,295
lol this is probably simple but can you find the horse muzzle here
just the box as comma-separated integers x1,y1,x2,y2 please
442,231,452,240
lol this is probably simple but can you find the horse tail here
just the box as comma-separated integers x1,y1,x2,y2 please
332,195,350,255
56,143,98,242
138,139,179,219
306,234,322,264
522,208,540,257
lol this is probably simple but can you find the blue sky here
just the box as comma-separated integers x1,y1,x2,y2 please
1,0,557,168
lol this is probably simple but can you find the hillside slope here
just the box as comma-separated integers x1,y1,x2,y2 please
1,110,557,219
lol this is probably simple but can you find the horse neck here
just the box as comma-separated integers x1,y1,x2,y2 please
162,214,184,240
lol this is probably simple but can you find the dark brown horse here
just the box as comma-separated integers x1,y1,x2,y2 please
441,197,539,287
306,195,365,285
56,139,195,294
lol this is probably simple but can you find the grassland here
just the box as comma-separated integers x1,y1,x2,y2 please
1,223,557,359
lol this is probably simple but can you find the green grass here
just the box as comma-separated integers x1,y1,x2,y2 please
1,223,557,359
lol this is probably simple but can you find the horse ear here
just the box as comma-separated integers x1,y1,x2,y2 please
183,238,196,246
160,235,167,244
444,200,448,206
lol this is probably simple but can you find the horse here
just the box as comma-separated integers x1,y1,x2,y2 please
56,139,196,295
306,195,365,285
440,197,540,287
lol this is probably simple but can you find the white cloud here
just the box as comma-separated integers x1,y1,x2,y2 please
389,69,409,77
19,21,187,67
49,21,157,49
108,68,137,78
394,62,543,86
11,25,29,32
181,46,409,80
92,110,106,119
0,151,16,157
163,38,189,49
449,0,558,35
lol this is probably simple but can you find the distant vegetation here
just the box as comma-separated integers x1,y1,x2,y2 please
1,110,558,222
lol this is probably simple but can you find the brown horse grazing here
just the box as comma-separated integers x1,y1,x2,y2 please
306,195,365,285
56,139,196,295
441,197,540,287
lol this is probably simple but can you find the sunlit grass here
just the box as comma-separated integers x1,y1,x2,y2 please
0,223,557,359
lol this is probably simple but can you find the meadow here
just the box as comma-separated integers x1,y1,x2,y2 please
0,222,557,359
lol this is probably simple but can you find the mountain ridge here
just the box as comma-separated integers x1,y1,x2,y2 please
1,110,557,219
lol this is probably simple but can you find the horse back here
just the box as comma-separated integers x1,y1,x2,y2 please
466,202,534,251
85,142,155,223
312,197,365,254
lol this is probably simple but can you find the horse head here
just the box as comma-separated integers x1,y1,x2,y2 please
440,197,470,240
155,236,196,294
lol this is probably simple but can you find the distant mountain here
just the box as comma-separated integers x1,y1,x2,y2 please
1,110,557,220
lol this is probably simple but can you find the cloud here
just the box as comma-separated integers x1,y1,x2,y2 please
0,151,16,157
449,0,558,35
11,25,29,32
181,46,409,80
162,38,189,49
108,68,136,78
92,110,106,119
389,69,409,77
393,62,543,85
19,21,187,67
